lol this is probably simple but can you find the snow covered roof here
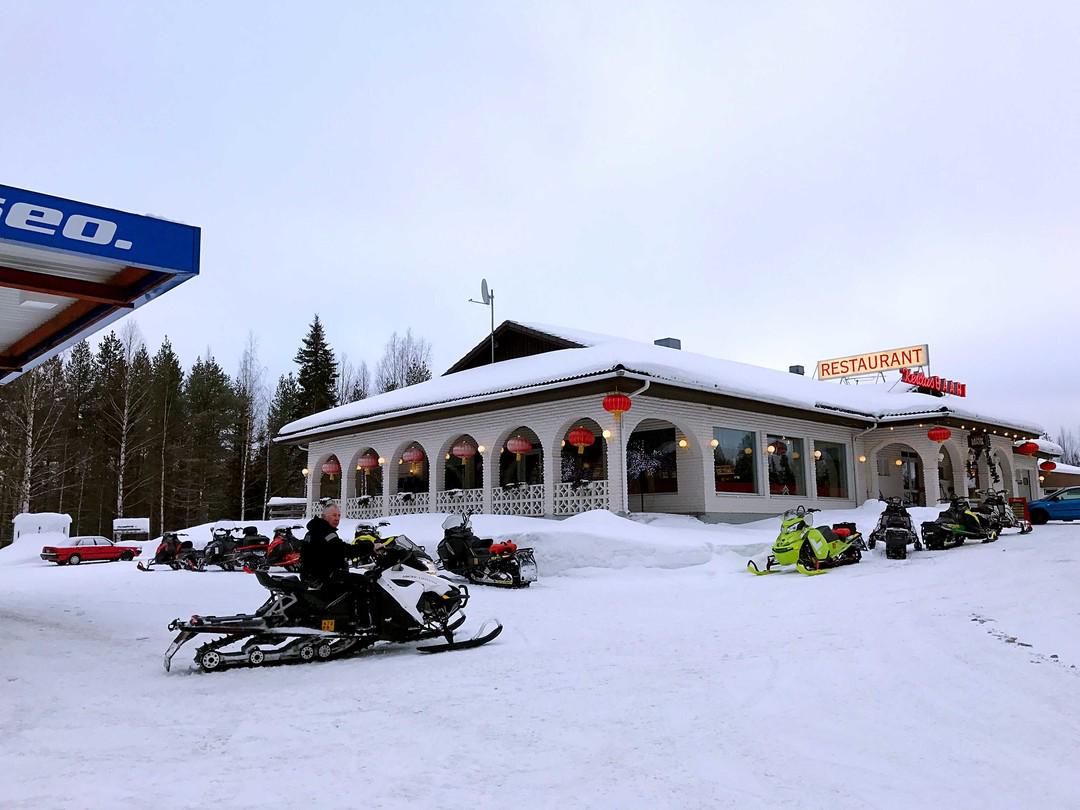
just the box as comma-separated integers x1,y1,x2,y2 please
1014,438,1063,457
12,512,71,529
267,497,307,506
279,324,1044,441
1047,461,1080,476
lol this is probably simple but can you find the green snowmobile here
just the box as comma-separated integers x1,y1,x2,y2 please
747,506,863,576
920,495,999,549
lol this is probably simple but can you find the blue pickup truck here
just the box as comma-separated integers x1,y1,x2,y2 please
1028,487,1080,524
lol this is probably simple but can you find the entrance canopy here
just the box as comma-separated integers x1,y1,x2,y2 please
0,184,200,383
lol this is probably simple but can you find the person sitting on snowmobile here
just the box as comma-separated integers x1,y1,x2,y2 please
300,504,380,624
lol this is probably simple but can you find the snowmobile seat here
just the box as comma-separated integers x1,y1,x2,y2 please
255,571,307,593
469,537,493,551
817,526,840,543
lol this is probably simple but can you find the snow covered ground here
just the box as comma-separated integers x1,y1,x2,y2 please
2,508,1079,809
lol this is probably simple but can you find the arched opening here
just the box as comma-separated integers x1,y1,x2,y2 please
443,434,483,491
352,448,383,498
560,418,607,484
626,418,679,513
499,427,543,487
316,454,342,501
396,442,428,494
877,442,925,506
937,444,957,499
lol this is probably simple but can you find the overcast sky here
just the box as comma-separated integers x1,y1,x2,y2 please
4,2,1078,432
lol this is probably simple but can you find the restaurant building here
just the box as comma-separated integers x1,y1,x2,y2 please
277,322,1054,522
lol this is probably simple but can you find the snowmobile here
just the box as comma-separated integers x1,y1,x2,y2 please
437,513,537,588
972,489,1033,535
200,527,244,571
921,495,999,550
747,506,863,575
163,535,502,672
868,496,923,559
137,532,201,571
256,525,305,571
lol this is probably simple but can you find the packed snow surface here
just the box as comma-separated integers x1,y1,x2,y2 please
2,507,1079,809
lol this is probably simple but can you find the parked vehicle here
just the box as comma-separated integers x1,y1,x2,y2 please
41,536,142,565
137,532,200,571
747,506,863,575
868,496,922,559
921,496,998,549
438,513,537,588
1027,486,1080,525
972,489,1032,535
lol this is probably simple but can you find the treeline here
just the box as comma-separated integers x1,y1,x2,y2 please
0,316,432,537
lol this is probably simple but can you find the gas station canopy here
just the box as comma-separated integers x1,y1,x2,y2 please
0,184,200,383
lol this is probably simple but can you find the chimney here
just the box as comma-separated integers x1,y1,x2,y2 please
654,337,681,350
788,365,805,375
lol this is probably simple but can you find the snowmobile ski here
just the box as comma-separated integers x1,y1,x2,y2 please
417,620,503,654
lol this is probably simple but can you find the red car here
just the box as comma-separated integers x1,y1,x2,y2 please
41,536,143,565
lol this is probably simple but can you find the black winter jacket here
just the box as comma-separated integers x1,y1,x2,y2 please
299,518,367,583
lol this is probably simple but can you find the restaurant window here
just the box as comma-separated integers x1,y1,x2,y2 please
814,441,849,498
713,427,759,494
767,435,805,496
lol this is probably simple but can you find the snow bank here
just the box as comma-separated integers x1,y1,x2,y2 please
156,500,954,578
0,531,70,566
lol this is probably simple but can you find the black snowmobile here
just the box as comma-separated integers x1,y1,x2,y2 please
200,527,243,571
137,532,201,571
921,495,999,550
253,525,305,572
972,489,1033,536
163,536,502,672
437,513,537,588
868,496,923,559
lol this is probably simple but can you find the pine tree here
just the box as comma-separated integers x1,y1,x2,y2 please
149,338,185,534
294,315,338,417
262,373,305,514
180,355,236,526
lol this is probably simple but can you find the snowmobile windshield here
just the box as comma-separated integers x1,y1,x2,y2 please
441,515,464,531
387,535,422,556
782,508,813,527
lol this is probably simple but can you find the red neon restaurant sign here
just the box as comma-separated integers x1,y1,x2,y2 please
900,367,966,397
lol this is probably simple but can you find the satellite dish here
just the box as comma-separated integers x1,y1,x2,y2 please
480,278,491,305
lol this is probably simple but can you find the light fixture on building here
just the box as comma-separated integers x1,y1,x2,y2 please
743,447,753,455
889,427,894,431
445,453,451,460
560,440,566,448
813,449,822,460
678,438,688,448
709,438,719,448
477,445,486,454
857,455,866,463
1039,475,1045,482
602,430,612,439
377,457,385,465
767,445,776,454
302,467,309,477
895,458,904,467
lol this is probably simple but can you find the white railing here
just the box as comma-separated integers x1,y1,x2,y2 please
435,488,484,514
345,495,385,520
553,479,609,515
492,483,545,516
388,491,430,515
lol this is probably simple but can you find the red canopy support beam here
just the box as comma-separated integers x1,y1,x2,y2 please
0,265,137,307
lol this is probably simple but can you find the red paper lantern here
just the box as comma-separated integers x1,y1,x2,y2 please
402,446,425,465
602,393,632,423
506,435,531,461
356,452,379,470
1040,461,1057,472
567,426,595,455
1016,442,1039,456
927,427,951,444
321,457,341,479
451,440,477,463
